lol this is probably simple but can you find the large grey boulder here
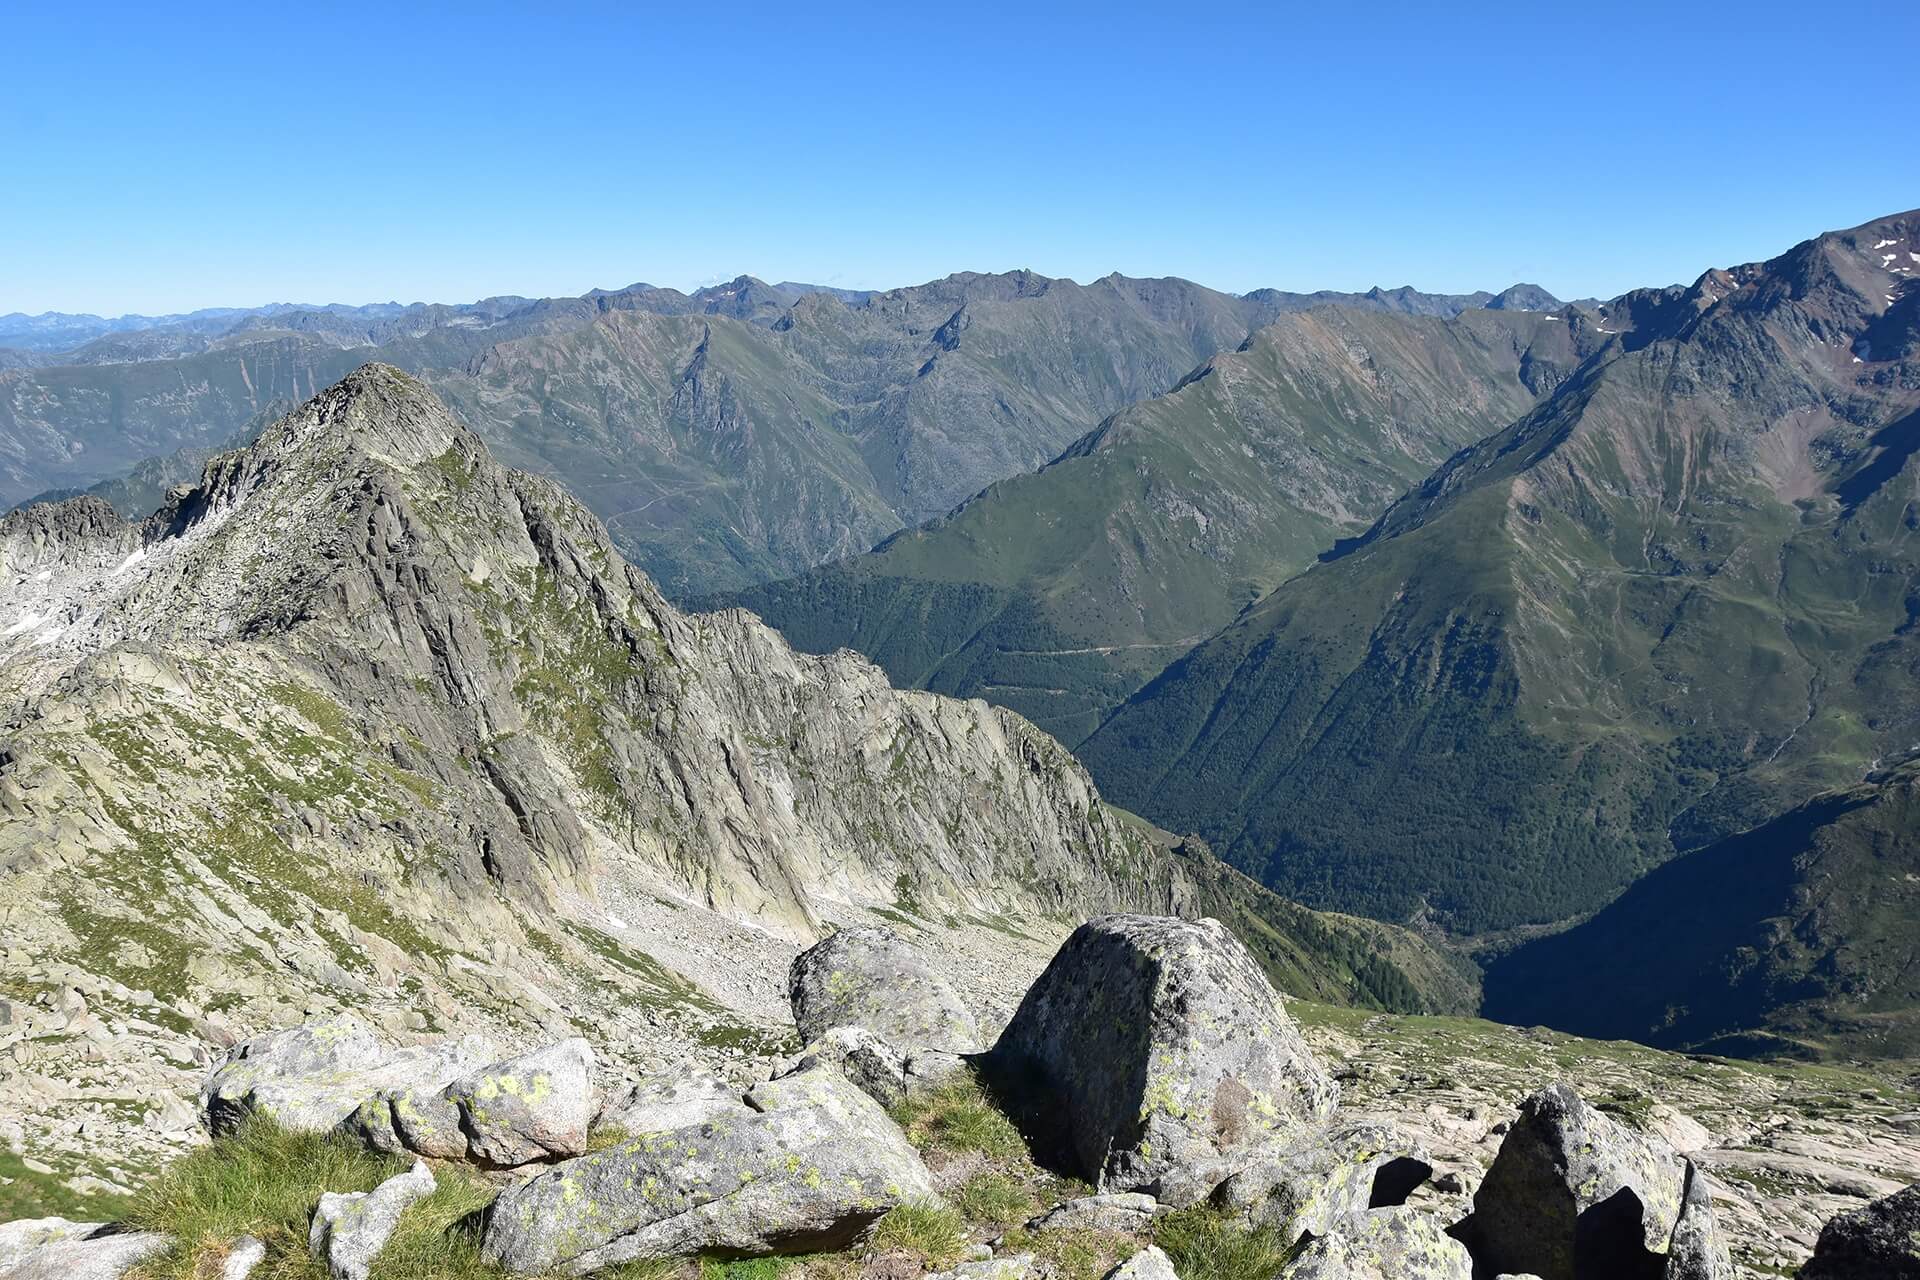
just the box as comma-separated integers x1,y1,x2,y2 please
479,1065,938,1273
199,1015,493,1135
788,925,982,1052
1211,1120,1432,1240
777,1025,913,1109
340,1037,596,1166
1466,1084,1729,1280
1277,1207,1472,1280
988,915,1336,1206
308,1159,437,1280
1799,1184,1920,1279
0,1219,171,1280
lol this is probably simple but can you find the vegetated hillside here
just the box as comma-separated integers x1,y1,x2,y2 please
1079,208,1920,934
2,275,1570,599
1483,758,1920,1060
722,305,1599,743
0,367,1475,1130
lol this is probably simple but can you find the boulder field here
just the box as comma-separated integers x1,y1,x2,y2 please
0,915,1895,1280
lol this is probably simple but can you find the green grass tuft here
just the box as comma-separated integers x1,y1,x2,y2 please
869,1201,966,1267
890,1074,1027,1163
952,1171,1034,1227
1151,1205,1297,1280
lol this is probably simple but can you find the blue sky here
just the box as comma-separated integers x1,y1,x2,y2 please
4,1,1915,316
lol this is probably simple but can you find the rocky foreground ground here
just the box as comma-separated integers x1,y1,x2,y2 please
3,914,1916,1280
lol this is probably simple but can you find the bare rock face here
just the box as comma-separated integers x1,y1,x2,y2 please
788,925,983,1052
308,1159,437,1280
1798,1184,1920,1279
199,1015,494,1136
340,1037,596,1167
478,1065,937,1273
988,915,1336,1206
1277,1206,1472,1280
1464,1083,1730,1280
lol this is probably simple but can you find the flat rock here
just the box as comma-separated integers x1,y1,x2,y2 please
1798,1183,1920,1278
988,915,1336,1206
0,1219,172,1280
1277,1206,1472,1279
1465,1083,1729,1280
308,1158,437,1280
1026,1192,1161,1234
788,925,982,1052
1104,1245,1179,1280
595,1073,745,1135
479,1064,938,1273
221,1235,267,1280
929,1256,1038,1280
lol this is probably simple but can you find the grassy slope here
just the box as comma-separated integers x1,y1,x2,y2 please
1080,213,1920,938
724,308,1582,744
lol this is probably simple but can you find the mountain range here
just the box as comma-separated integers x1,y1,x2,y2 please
1,274,1576,598
8,211,1920,1066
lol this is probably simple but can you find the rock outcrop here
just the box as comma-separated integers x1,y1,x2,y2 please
789,925,983,1052
1464,1083,1729,1280
479,1066,936,1273
308,1159,437,1280
1799,1184,1920,1278
200,1016,494,1137
1212,1120,1433,1240
340,1037,596,1167
989,915,1337,1205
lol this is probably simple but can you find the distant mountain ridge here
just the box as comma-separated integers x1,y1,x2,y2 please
2,270,1574,597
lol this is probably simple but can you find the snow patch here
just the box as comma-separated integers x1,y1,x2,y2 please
1874,238,1899,249
111,548,148,574
33,570,51,583
3,612,46,638
606,913,629,930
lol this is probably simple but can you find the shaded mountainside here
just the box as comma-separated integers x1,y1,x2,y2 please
1483,759,1920,1060
1079,208,1920,935
0,365,1473,1101
3,274,1570,599
720,306,1600,743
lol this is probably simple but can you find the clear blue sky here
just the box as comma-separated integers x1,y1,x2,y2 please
5,0,1915,317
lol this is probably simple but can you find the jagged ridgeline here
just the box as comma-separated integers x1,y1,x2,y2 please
0,365,1472,1067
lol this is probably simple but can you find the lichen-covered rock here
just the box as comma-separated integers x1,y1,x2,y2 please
308,1159,437,1280
1466,1084,1727,1280
479,1065,938,1273
1026,1192,1161,1234
1798,1183,1920,1279
200,1015,493,1136
788,926,982,1052
1104,1245,1179,1280
342,1037,596,1167
1277,1207,1472,1280
594,1073,745,1135
1211,1120,1431,1239
0,1218,171,1280
988,915,1336,1206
